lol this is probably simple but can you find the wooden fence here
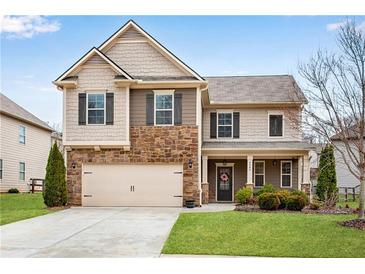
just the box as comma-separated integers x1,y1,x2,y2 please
338,185,360,202
28,178,45,193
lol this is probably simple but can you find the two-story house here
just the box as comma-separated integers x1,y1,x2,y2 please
0,93,54,192
53,20,314,207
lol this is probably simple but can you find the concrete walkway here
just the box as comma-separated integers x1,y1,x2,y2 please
0,207,180,258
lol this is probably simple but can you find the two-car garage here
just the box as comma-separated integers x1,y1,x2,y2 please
82,164,184,207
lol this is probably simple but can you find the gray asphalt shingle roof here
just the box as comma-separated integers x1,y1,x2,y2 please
0,93,53,131
205,75,307,104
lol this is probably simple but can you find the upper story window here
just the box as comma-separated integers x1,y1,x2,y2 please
254,161,265,188
218,113,232,138
19,162,25,181
269,114,283,137
0,159,3,180
19,125,26,144
87,93,105,125
281,161,292,188
154,91,174,125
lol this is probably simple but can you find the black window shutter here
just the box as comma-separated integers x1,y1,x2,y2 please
174,93,182,125
210,112,217,139
146,93,154,125
78,93,86,125
106,93,114,125
233,112,240,138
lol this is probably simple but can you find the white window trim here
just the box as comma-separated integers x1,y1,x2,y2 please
153,90,175,126
86,91,106,125
280,160,292,188
254,160,265,188
215,163,235,202
217,110,233,139
19,162,25,181
19,125,26,144
268,111,284,138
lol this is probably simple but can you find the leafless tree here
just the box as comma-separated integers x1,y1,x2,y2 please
299,20,365,219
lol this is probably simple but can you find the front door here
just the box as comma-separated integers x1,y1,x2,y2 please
217,166,233,201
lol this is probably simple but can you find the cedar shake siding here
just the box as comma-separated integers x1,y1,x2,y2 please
203,107,301,142
130,89,196,126
104,26,189,78
207,159,299,202
65,66,127,143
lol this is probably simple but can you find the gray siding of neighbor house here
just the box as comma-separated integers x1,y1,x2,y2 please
130,89,196,126
207,158,299,202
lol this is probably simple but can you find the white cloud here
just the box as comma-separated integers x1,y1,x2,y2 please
0,16,60,38
326,20,365,32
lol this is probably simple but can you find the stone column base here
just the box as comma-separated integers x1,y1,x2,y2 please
202,182,209,204
301,183,311,196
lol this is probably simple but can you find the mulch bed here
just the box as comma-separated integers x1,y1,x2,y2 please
339,219,365,230
235,204,356,215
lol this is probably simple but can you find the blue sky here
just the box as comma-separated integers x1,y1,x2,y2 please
1,15,365,128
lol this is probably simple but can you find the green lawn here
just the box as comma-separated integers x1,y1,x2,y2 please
162,211,365,258
0,193,53,225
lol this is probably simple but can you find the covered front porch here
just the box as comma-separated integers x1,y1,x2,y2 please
201,143,313,204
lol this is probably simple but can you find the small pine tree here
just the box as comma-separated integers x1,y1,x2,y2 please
316,144,338,201
43,143,68,207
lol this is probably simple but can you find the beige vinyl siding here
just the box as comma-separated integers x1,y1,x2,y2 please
130,89,197,126
0,114,51,192
207,158,298,201
84,54,108,65
203,107,301,142
65,66,127,142
104,26,189,77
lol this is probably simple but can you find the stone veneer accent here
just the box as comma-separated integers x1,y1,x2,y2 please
201,182,209,204
66,126,199,205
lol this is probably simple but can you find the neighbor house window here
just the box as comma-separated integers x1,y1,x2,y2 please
0,159,3,180
19,125,26,144
269,114,283,137
87,93,105,124
154,91,174,125
281,161,292,188
19,162,25,181
218,113,232,138
254,161,265,187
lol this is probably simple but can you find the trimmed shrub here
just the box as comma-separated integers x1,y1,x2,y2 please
8,188,19,193
316,144,337,201
258,193,280,210
247,196,258,205
290,190,309,205
309,202,321,210
43,143,68,207
255,184,276,196
235,187,253,205
286,195,306,211
276,190,291,209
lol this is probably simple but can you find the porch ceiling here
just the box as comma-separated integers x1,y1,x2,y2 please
202,141,315,156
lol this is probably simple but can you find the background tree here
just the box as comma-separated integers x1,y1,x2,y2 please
316,144,338,201
299,20,365,219
43,143,67,207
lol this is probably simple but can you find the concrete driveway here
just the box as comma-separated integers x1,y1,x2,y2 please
0,207,180,258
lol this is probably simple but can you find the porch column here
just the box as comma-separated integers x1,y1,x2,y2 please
246,155,254,190
201,156,209,204
302,153,311,197
298,156,303,190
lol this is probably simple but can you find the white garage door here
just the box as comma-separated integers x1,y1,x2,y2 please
82,164,183,207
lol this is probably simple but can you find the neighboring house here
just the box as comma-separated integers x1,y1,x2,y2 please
0,93,54,192
331,129,362,192
53,20,315,207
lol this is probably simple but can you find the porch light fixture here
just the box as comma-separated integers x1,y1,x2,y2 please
272,160,277,166
71,161,76,169
188,159,193,169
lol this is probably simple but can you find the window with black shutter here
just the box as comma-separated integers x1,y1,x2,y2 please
269,114,283,137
